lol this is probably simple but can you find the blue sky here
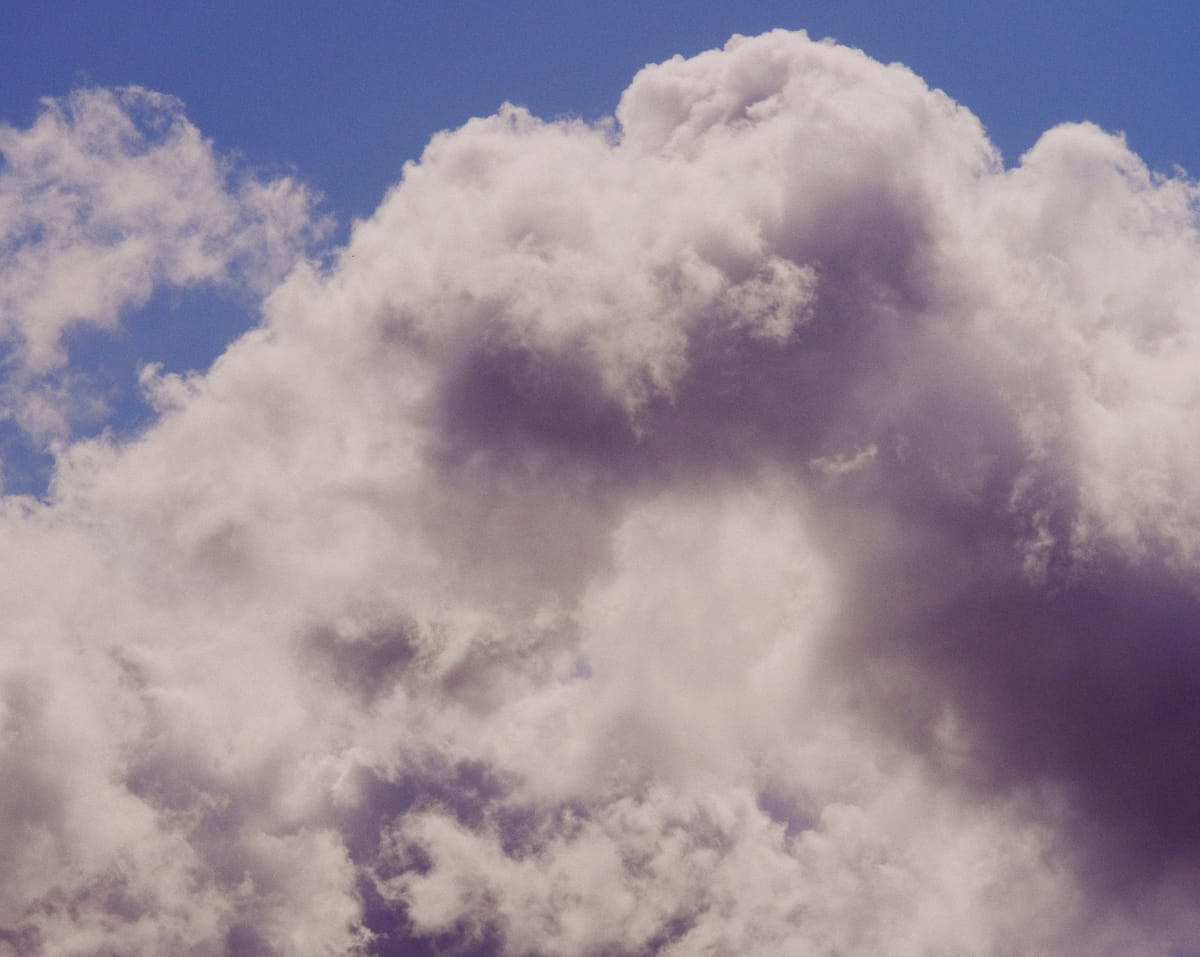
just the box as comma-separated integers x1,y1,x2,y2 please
5,1,1198,228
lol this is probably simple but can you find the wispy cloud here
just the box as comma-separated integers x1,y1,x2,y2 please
0,86,323,448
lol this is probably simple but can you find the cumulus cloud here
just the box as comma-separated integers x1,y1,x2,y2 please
3,28,1200,956
0,86,323,448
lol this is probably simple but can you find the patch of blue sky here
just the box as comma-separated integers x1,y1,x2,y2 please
4,3,1197,222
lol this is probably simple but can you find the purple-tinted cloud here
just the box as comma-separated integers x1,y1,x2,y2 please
2,28,1200,956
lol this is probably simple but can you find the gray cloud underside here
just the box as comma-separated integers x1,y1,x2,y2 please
3,29,1200,956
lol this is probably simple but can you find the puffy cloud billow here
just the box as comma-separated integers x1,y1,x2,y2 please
0,86,324,448
3,28,1200,956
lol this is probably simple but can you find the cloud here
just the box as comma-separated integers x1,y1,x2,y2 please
3,28,1200,955
0,86,323,450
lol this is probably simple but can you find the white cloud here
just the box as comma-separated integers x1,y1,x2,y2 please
0,86,324,448
3,28,1200,956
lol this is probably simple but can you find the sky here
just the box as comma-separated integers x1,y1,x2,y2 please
4,5,1200,956
5,2,1200,222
